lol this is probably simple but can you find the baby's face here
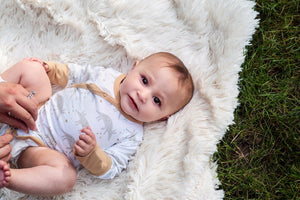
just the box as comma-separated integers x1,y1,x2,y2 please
119,57,186,122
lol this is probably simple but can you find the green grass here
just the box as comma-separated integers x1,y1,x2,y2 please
215,0,299,199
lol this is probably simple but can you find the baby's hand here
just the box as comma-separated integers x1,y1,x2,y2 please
74,126,96,157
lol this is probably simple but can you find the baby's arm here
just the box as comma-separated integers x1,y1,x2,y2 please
43,61,101,87
75,127,142,179
42,61,69,87
74,127,112,176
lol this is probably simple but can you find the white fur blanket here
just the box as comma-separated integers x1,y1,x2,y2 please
0,0,258,199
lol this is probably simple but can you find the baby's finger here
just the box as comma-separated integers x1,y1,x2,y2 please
80,127,91,134
81,126,95,140
74,143,85,156
79,134,92,144
76,139,89,149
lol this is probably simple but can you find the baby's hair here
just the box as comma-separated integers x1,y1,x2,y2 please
143,52,194,107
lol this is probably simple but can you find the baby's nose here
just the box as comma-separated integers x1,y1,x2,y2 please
138,89,150,103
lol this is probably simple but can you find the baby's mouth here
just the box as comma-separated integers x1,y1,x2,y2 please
129,96,138,111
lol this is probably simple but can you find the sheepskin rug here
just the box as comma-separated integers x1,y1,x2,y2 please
0,0,258,199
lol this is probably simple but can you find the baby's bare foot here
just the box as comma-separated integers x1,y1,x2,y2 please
0,160,11,188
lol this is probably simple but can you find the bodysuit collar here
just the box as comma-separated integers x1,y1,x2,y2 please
114,74,143,125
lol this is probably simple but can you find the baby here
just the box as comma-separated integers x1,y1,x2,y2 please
0,52,194,196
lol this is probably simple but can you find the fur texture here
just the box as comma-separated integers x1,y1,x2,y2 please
0,0,258,199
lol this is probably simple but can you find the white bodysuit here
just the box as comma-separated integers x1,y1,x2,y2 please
0,63,143,179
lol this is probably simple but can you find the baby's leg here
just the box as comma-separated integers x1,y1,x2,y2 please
7,146,77,196
0,160,11,187
1,58,52,104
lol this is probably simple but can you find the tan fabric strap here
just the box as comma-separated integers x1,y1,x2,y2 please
5,127,47,147
69,77,143,125
44,61,142,124
70,83,118,109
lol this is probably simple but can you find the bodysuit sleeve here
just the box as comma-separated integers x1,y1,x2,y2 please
74,144,112,176
45,61,107,87
99,134,142,179
75,133,142,179
44,61,69,87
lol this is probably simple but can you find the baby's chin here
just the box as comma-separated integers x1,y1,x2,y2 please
120,99,161,123
120,100,138,119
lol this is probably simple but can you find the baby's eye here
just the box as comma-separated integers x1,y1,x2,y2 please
153,97,161,106
142,76,148,85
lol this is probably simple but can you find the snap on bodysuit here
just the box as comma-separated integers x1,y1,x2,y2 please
0,61,143,179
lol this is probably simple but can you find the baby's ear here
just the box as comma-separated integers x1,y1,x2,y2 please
132,61,139,69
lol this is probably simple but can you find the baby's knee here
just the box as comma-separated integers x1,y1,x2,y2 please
57,164,77,193
17,58,52,102
15,59,47,83
17,58,43,70
24,59,46,73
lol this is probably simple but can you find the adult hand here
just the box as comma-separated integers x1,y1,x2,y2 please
0,132,13,162
0,82,38,132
